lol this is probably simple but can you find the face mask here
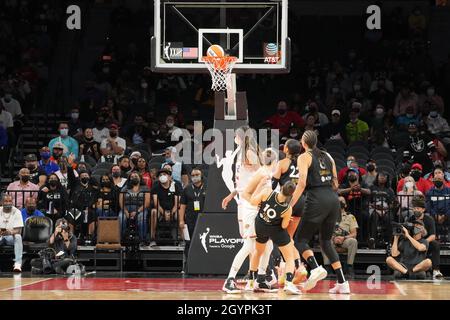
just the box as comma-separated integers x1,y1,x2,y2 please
60,128,69,136
166,122,174,128
53,153,62,160
101,181,111,188
191,176,201,184
110,131,118,138
21,175,30,183
367,164,375,172
130,178,140,186
27,164,36,171
170,109,178,115
80,177,90,184
427,88,435,96
375,108,384,115
405,181,414,189
159,175,169,184
290,133,298,138
71,113,79,120
40,152,51,160
131,158,138,166
141,82,148,89
410,171,421,181
112,172,121,178
414,210,423,219
434,180,444,188
350,118,358,123
27,207,36,213
278,109,287,115
3,205,12,211
49,180,58,187
348,176,357,183
340,202,346,209
347,161,354,168
406,113,414,119
429,111,438,118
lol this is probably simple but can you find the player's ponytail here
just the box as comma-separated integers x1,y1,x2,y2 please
285,139,301,164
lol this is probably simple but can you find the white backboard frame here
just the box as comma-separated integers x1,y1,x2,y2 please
152,0,290,74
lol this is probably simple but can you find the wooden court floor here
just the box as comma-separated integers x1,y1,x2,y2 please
0,274,449,300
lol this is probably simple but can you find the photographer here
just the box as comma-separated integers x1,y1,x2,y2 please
386,220,431,279
411,195,444,279
31,218,77,274
321,197,358,278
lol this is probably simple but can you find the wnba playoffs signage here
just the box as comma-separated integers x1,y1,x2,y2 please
187,213,247,275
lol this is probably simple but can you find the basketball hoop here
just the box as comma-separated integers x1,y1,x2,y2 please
202,56,237,91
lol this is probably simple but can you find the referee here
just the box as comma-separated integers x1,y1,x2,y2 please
179,167,206,271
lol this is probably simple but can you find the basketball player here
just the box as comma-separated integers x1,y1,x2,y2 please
240,148,279,291
249,181,301,295
222,126,261,293
290,130,350,294
272,139,305,282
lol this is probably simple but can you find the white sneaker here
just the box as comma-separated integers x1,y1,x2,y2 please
267,270,278,287
302,266,327,291
284,281,302,295
433,270,444,280
244,279,254,291
13,263,22,273
329,281,351,294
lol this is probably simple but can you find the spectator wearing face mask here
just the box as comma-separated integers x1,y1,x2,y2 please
320,109,346,144
0,101,14,131
419,86,445,116
37,174,69,226
150,169,182,246
134,157,152,189
396,105,420,129
397,176,424,214
95,174,119,217
38,146,60,175
48,122,79,158
7,168,40,209
362,159,378,187
129,151,142,172
92,116,109,143
403,123,436,174
54,156,78,192
424,164,450,186
266,100,305,136
79,128,101,162
0,194,24,272
426,168,450,227
24,154,47,187
1,92,22,120
393,85,418,118
338,168,371,242
162,146,189,187
68,170,99,241
111,164,128,189
119,172,151,243
425,105,450,137
345,108,369,144
179,168,206,270
408,7,427,36
67,107,83,138
100,123,126,161
337,155,367,184
20,197,44,224
397,163,433,195
164,114,179,141
411,195,444,280
369,78,395,109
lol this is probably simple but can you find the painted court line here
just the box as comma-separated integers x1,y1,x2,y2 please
3,278,51,292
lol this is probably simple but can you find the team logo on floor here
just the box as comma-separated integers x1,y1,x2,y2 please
199,227,243,253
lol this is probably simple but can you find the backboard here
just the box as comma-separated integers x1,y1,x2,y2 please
151,0,290,74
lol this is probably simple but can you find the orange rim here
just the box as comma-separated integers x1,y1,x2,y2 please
202,56,237,71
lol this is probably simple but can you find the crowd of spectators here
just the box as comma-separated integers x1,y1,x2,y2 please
0,2,450,277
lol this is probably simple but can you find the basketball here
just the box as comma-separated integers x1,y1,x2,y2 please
206,44,225,57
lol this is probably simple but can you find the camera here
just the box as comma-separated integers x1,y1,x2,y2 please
392,222,415,236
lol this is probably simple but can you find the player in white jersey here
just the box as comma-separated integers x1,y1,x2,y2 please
221,126,262,293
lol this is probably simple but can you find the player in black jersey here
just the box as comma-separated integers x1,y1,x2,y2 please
291,130,350,294
249,181,301,295
272,139,306,283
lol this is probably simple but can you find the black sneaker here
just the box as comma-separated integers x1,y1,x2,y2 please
254,281,278,293
222,278,241,294
409,271,426,280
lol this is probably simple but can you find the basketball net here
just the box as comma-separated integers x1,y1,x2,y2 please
202,56,237,92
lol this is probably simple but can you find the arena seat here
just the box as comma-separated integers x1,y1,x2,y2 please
94,217,123,272
325,145,346,155
371,152,394,162
348,146,370,156
22,216,53,252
